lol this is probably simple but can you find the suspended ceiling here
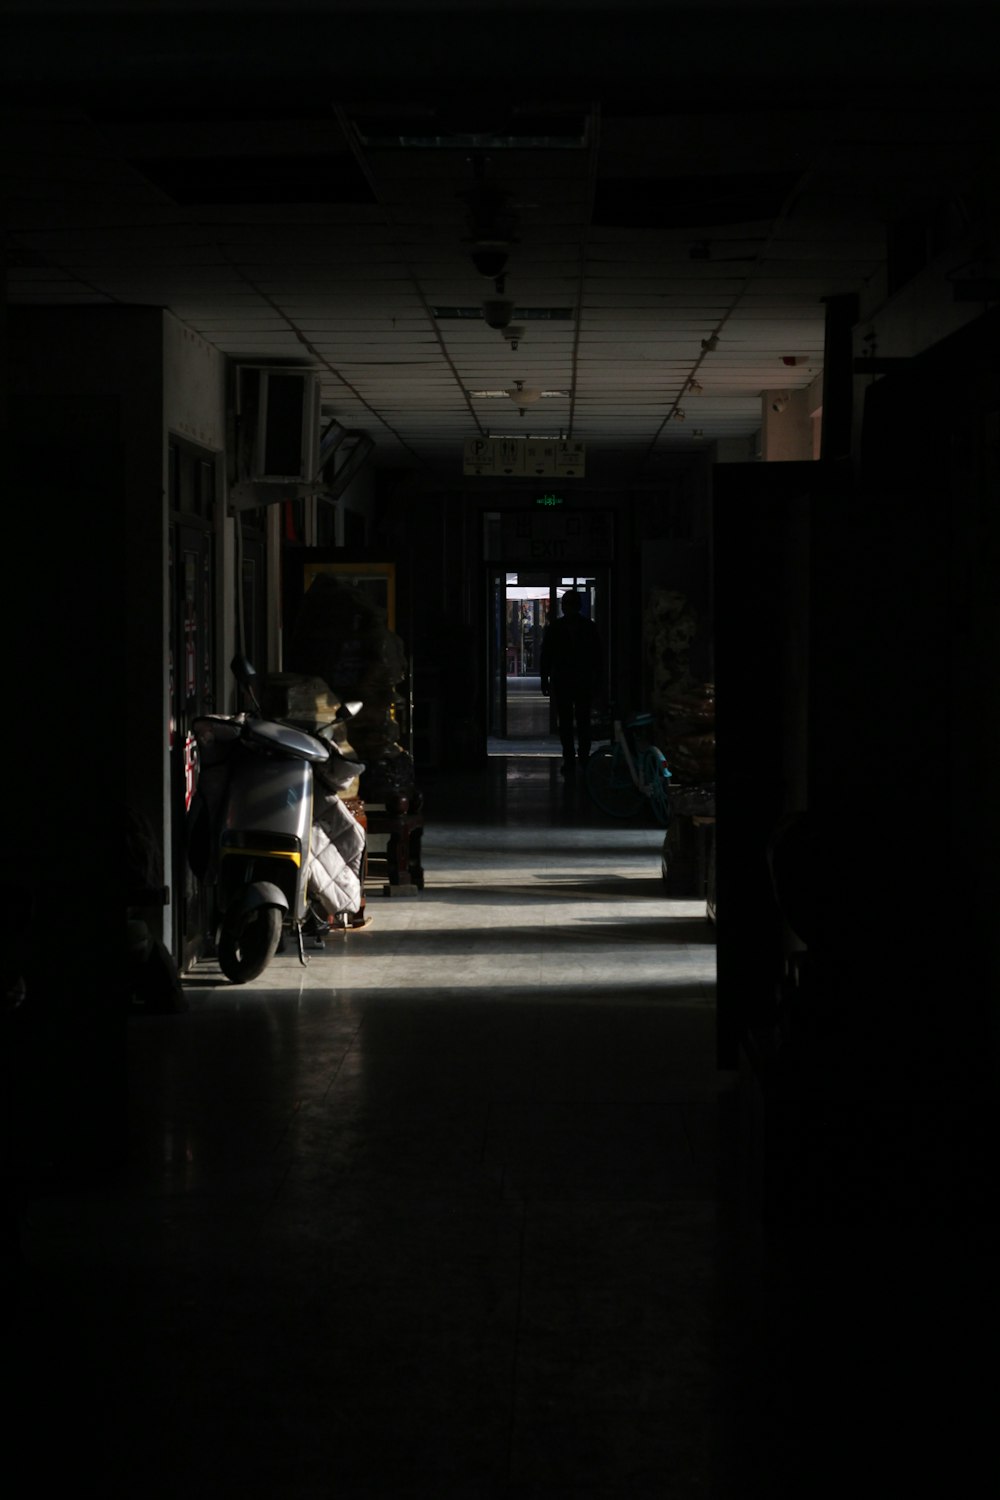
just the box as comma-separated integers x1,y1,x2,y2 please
2,2,995,483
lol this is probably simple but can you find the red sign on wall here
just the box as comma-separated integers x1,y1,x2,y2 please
183,733,198,812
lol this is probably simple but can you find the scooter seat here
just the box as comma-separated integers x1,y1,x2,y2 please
245,719,330,763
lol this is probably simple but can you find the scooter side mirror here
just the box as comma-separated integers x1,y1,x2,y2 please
231,654,257,689
231,654,260,712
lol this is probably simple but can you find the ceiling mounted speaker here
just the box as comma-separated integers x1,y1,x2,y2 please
483,298,514,329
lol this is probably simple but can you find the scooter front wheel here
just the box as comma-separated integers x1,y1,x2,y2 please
218,901,283,983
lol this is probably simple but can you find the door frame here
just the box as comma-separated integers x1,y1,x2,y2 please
487,564,610,741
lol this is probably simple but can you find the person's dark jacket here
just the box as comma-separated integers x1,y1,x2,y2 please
540,612,602,696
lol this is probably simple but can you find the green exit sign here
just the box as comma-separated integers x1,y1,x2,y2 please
535,493,565,508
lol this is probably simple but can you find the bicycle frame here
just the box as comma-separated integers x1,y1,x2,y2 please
612,716,664,796
586,709,671,825
612,719,641,787
616,716,671,815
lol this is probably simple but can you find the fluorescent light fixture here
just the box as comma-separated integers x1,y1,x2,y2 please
432,306,573,320
469,389,569,399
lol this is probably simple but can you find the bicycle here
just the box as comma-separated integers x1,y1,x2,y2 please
585,709,672,826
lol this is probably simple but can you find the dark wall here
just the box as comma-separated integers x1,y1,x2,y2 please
3,392,128,1175
713,460,834,1064
718,312,1000,1500
852,310,1000,1082
716,307,1000,1233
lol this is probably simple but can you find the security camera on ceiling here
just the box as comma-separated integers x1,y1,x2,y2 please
770,394,789,414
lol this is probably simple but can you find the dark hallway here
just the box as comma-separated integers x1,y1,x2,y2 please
12,759,733,1496
8,737,997,1496
3,4,998,1495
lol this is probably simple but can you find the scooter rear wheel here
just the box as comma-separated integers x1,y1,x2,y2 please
218,902,282,983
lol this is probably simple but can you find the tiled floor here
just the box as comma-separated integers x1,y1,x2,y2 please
9,758,770,1498
497,675,557,746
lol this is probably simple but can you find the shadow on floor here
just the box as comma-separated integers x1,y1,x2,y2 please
5,757,800,1498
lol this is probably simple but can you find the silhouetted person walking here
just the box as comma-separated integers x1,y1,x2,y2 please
540,590,603,777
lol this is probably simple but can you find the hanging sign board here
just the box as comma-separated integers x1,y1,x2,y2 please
463,436,586,478
555,439,586,477
524,439,558,476
463,436,497,475
496,438,525,476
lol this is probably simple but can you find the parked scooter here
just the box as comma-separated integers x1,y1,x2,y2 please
187,656,356,983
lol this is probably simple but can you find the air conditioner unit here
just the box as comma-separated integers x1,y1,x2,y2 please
236,366,321,484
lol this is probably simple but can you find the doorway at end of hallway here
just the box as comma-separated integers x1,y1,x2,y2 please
488,569,602,755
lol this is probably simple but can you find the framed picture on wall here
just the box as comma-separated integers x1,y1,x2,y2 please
301,560,396,630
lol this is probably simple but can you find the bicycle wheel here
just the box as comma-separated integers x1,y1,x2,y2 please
641,747,672,828
586,745,644,818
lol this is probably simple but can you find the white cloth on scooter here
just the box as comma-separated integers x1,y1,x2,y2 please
306,793,366,916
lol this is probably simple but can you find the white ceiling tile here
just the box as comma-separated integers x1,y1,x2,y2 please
7,85,987,473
